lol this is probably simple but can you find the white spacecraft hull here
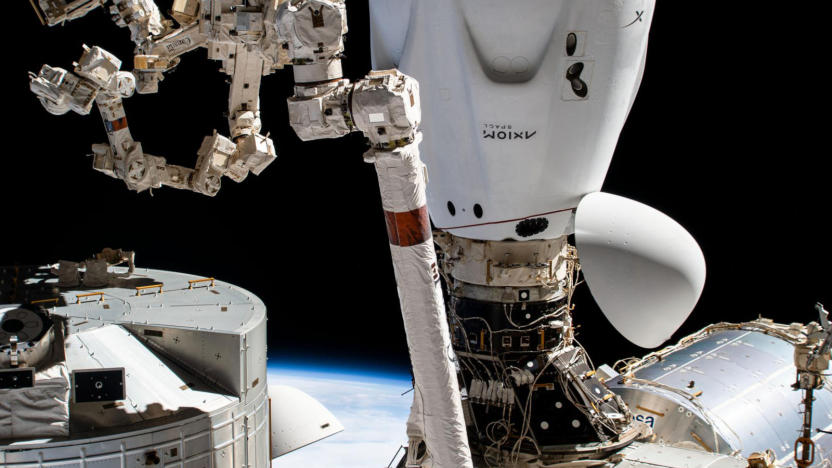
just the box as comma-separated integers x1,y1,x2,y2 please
0,262,342,467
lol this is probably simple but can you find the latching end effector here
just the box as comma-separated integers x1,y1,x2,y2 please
287,68,421,148
190,132,277,197
352,70,421,151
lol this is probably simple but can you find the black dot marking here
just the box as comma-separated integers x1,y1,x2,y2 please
567,62,583,77
515,217,549,237
447,201,456,216
566,33,577,56
566,62,588,98
473,204,483,218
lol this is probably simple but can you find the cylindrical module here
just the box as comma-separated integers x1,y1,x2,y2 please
368,136,473,468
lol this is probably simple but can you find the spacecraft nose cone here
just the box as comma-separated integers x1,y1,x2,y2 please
575,192,706,348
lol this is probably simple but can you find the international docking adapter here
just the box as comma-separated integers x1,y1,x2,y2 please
0,250,342,467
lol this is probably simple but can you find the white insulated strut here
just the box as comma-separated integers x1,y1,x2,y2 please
367,139,473,468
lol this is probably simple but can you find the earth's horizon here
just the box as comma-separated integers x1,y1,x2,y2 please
268,362,413,467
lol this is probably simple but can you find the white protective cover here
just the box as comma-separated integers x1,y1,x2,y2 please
0,363,70,439
371,142,473,468
269,384,343,458
369,0,656,240
575,192,706,348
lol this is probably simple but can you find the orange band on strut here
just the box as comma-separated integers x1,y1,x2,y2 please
384,205,431,247
105,117,128,133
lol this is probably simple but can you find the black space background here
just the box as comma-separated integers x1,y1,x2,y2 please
3,2,831,375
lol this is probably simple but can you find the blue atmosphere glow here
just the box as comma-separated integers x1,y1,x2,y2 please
268,362,413,468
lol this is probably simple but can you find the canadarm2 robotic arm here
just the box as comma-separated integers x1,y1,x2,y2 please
28,1,278,196
276,2,474,467
30,45,204,193
29,45,195,193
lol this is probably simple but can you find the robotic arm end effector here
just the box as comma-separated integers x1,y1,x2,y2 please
351,69,421,149
29,45,135,116
190,132,277,197
286,69,421,148
29,65,97,116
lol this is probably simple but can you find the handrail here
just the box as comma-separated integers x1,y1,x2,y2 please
188,277,215,289
135,284,164,296
31,297,60,305
75,292,105,304
386,445,407,468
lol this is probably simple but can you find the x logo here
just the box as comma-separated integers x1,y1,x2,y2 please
624,10,645,28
